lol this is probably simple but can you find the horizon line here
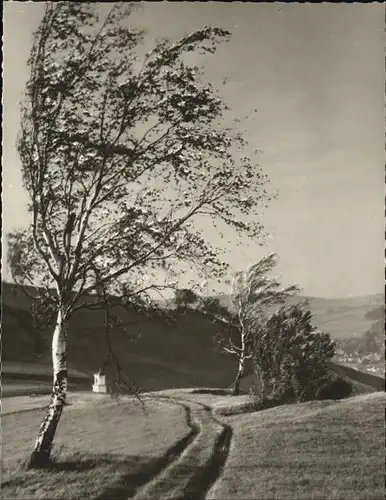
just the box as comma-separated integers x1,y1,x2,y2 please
2,280,383,303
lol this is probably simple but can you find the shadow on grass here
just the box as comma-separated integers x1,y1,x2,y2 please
45,458,97,472
190,388,232,396
96,457,163,500
2,453,209,500
2,453,159,498
97,428,197,500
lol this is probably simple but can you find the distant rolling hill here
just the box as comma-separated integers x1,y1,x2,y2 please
214,292,384,339
1,282,240,392
3,281,382,340
1,281,383,394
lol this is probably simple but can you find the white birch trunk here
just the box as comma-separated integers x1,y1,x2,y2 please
28,309,68,468
233,329,247,396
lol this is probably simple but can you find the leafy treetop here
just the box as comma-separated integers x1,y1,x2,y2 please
9,2,271,318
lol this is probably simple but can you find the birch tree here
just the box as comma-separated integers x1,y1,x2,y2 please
7,2,271,468
219,254,299,395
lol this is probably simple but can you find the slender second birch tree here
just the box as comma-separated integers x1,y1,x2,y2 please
7,2,272,468
222,254,299,395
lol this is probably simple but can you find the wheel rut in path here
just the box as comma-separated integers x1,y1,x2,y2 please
133,394,233,500
96,399,198,500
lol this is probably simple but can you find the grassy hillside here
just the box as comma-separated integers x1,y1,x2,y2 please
2,281,383,393
2,396,191,499
209,392,385,500
2,282,240,392
2,391,384,499
3,282,383,338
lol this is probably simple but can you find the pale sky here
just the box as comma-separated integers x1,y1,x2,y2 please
2,2,384,299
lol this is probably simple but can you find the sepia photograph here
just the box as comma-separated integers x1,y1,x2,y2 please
2,2,384,499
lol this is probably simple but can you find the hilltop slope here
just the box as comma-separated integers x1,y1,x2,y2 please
3,282,383,339
215,292,383,339
2,282,239,392
2,281,383,392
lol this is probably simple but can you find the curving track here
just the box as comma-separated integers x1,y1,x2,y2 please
132,394,232,500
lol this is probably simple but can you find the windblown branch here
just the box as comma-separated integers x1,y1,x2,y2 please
13,1,272,335
90,263,146,407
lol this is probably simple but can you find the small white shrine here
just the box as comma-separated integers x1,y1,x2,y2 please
92,369,107,393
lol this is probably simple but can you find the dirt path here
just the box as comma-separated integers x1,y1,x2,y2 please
94,399,199,500
133,394,232,500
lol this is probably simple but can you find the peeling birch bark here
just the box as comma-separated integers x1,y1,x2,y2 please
28,309,68,469
233,330,247,396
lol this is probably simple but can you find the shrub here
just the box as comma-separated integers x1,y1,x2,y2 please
252,302,336,403
174,288,198,311
316,373,353,400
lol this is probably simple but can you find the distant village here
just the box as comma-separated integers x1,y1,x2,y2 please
334,349,383,376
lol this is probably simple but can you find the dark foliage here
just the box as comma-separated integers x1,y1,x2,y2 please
316,373,353,400
252,302,336,403
174,288,199,311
